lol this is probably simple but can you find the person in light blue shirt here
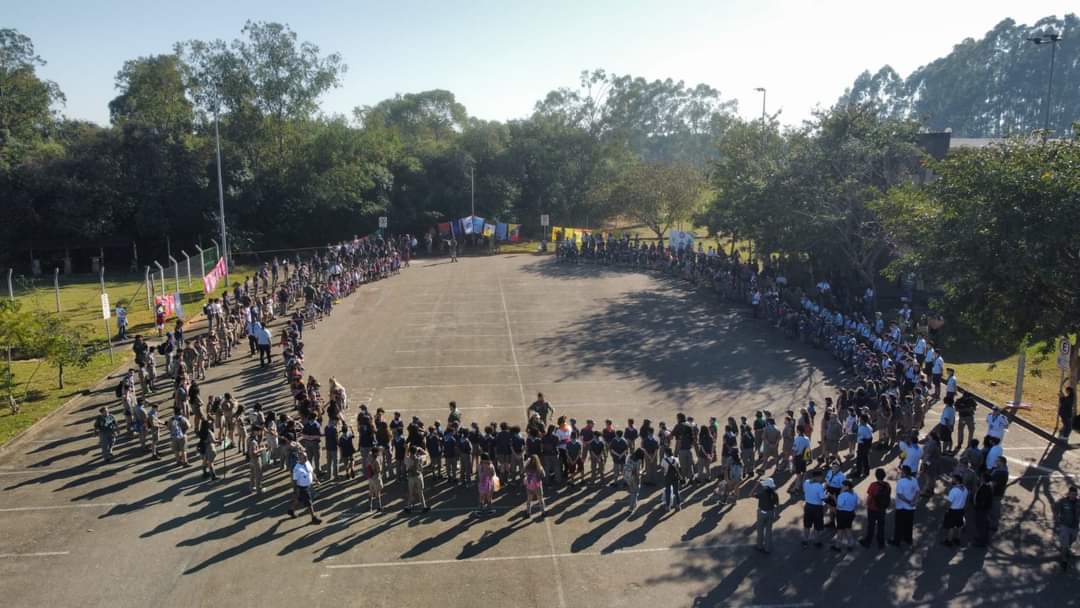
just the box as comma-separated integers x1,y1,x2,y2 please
832,480,859,551
801,470,827,548
855,417,874,477
939,401,956,453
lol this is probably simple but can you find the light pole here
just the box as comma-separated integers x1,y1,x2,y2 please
1027,32,1062,133
470,165,476,218
214,111,229,279
754,87,767,151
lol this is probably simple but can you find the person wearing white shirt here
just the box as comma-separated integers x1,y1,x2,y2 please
914,337,927,358
890,466,920,547
943,474,969,547
931,353,945,399
855,417,874,477
825,461,846,525
791,431,812,490
945,369,958,401
984,437,1004,475
289,451,322,524
802,470,827,547
833,480,860,551
900,435,922,476
986,408,1010,441
939,402,957,453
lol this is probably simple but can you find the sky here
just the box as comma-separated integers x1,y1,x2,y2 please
7,0,1073,128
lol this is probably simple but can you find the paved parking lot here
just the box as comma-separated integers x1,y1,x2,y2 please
0,254,1077,607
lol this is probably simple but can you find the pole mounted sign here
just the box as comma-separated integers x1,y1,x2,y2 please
1057,337,1071,371
378,216,388,229
540,214,550,227
101,293,110,319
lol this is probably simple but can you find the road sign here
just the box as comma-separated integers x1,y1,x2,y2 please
378,216,388,229
540,214,550,227
101,293,110,319
1058,337,1071,370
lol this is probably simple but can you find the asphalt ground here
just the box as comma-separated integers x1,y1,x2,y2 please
0,254,1077,608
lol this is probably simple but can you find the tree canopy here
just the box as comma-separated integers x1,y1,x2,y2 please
840,14,1080,137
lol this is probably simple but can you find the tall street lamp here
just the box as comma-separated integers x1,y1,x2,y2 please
1026,32,1062,133
754,87,767,150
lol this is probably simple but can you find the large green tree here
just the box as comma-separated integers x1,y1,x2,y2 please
876,130,1080,381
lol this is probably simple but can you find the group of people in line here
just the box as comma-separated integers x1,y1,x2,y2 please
89,234,1080,570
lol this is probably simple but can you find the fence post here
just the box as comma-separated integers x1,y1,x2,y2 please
154,261,165,300
144,266,152,310
169,255,180,296
100,266,114,363
182,251,191,287
53,267,61,313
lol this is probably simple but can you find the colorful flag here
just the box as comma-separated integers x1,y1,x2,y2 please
483,223,495,237
451,219,464,239
495,222,508,241
437,222,451,237
202,257,227,294
463,216,475,235
472,216,485,234
508,223,521,242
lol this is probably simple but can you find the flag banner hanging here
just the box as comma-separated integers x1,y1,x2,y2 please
202,257,227,294
483,223,495,237
437,222,452,237
495,222,509,241
155,294,176,317
670,230,694,250
451,219,464,239
508,223,522,242
472,216,485,234
462,216,475,235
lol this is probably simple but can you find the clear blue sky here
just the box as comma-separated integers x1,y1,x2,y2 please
8,0,1072,127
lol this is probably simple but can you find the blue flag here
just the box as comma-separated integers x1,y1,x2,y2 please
495,222,508,241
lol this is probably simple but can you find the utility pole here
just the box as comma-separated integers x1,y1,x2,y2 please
214,111,229,280
470,166,476,218
1027,32,1063,134
754,87,767,151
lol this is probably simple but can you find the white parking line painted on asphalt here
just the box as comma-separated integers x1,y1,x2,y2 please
0,552,70,559
381,380,638,390
324,541,751,570
0,503,119,513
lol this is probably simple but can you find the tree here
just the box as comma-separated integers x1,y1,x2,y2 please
876,130,1080,383
0,29,65,170
109,54,194,135
609,161,707,239
840,14,1080,136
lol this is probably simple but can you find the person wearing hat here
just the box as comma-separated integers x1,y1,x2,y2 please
755,478,779,553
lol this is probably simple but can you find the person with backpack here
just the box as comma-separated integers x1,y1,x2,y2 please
168,408,190,466
661,447,683,512
861,468,891,549
755,478,780,553
197,417,219,482
93,406,118,463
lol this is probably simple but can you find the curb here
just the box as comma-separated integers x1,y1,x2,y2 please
0,310,211,457
961,388,1065,445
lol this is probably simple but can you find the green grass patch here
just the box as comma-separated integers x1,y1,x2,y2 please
952,340,1068,432
0,352,127,445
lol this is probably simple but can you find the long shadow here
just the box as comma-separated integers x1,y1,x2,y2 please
519,259,844,404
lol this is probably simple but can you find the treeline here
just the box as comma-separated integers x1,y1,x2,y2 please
0,23,734,265
840,14,1079,137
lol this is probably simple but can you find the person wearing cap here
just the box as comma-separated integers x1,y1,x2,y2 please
93,406,118,462
755,478,779,553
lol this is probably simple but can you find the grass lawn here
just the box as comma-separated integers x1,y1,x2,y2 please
1,264,256,447
0,353,125,445
953,341,1068,432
